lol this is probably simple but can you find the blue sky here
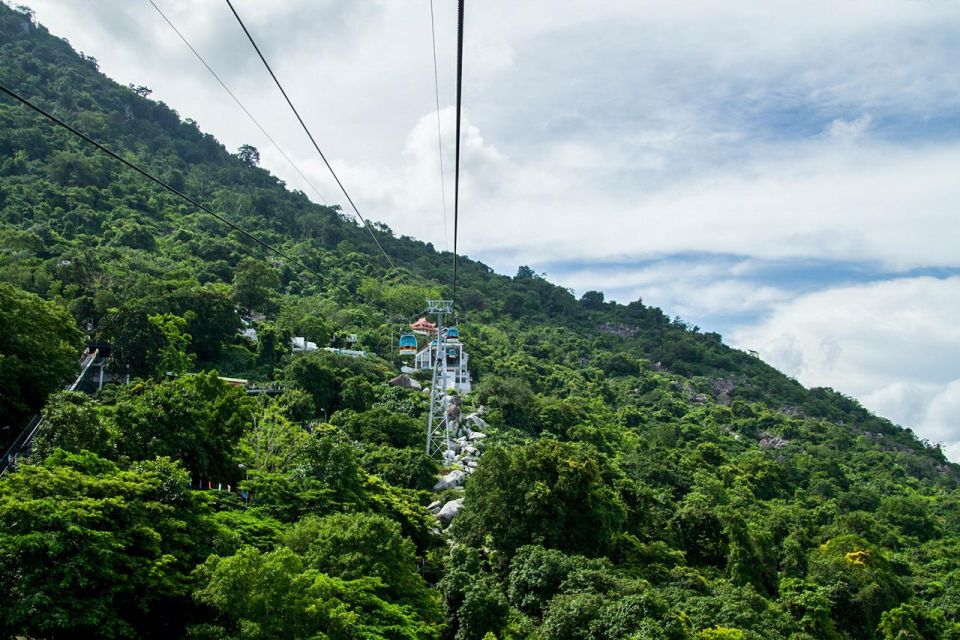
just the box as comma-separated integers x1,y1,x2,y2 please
20,0,960,457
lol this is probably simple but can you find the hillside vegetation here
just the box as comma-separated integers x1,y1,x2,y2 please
2,4,960,639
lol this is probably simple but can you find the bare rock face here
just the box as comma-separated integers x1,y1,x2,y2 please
598,322,639,338
759,431,790,450
710,378,736,405
437,498,464,525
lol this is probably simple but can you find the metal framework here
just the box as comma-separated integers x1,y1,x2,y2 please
425,299,453,457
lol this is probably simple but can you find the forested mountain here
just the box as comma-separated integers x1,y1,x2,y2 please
2,3,960,639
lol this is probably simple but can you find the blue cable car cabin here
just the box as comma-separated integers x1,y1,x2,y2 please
399,333,418,356
447,326,460,340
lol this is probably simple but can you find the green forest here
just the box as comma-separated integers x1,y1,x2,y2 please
2,4,960,638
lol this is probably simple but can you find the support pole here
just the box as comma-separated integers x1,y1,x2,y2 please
425,300,453,457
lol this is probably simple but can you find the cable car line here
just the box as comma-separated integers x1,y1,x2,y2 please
147,0,332,206
452,0,465,305
429,0,449,252
0,82,355,297
224,0,397,273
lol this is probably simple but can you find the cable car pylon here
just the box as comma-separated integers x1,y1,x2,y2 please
424,299,453,457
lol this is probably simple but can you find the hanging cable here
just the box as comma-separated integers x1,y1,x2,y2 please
429,0,449,252
147,0,331,206
0,82,356,296
452,0,465,304
224,0,397,272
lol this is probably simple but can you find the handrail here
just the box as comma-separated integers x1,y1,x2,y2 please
0,349,99,476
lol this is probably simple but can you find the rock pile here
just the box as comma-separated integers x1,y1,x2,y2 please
429,406,489,527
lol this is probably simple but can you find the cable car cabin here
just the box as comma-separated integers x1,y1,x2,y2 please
414,336,472,394
446,326,460,341
399,333,418,356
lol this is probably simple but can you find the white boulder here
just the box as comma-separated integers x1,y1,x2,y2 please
437,498,465,525
433,469,466,491
465,413,489,430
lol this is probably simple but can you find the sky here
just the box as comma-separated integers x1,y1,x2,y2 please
18,0,960,457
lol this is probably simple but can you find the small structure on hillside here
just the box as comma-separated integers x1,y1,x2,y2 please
291,337,318,353
322,347,367,358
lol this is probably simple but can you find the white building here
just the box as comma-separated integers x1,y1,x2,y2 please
414,336,472,394
291,336,318,352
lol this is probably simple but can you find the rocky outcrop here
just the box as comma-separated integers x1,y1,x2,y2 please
598,322,638,338
759,431,790,450
710,378,736,405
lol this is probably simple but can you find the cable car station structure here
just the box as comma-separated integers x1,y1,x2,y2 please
399,300,472,457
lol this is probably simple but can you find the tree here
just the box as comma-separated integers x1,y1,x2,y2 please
236,144,260,166
98,304,164,379
31,391,113,460
284,351,341,413
110,372,252,481
243,427,366,522
807,535,910,639
439,548,510,640
476,375,537,432
254,321,290,370
174,284,241,362
193,546,435,640
454,439,626,557
149,313,195,376
0,283,82,436
241,404,308,473
877,603,958,640
360,446,438,490
508,545,588,618
283,512,436,613
337,407,422,448
127,83,152,97
580,290,605,309
0,451,209,639
275,388,316,422
231,257,280,313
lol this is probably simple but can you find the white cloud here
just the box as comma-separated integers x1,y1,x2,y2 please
732,277,960,457
542,260,791,322
826,114,872,141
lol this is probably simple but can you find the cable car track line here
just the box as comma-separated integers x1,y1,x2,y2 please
147,0,331,206
429,0,449,252
0,82,351,294
224,0,397,272
452,0,464,305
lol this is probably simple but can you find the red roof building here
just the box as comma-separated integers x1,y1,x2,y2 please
410,317,437,334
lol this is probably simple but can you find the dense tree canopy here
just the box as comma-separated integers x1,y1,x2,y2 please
0,281,82,436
